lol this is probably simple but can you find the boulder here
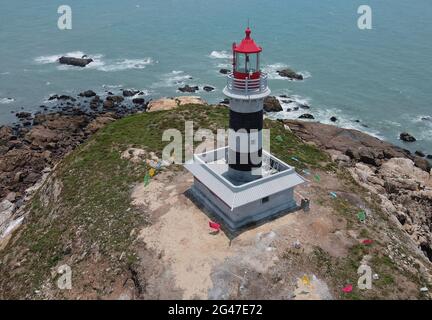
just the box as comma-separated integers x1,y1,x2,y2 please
15,112,32,119
79,90,97,98
85,116,115,134
106,95,124,103
122,89,140,97
330,116,338,122
147,97,207,112
400,132,416,142
178,85,199,93
298,114,315,119
103,100,115,109
132,98,145,105
203,86,215,92
277,68,303,80
58,56,93,67
415,150,425,157
25,126,58,147
0,126,13,141
219,69,230,74
263,96,282,112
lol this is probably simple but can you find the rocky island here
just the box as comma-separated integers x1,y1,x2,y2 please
0,94,431,300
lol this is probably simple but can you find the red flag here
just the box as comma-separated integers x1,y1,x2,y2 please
342,284,353,293
209,221,221,232
362,239,373,245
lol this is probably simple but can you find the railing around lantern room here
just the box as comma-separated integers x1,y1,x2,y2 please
226,72,268,95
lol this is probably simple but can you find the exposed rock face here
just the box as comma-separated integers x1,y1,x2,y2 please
58,56,93,67
277,68,303,80
285,120,415,166
285,119,432,262
400,132,416,142
263,96,282,112
147,97,207,112
349,158,432,261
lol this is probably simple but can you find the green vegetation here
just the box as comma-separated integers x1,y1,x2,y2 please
0,104,328,298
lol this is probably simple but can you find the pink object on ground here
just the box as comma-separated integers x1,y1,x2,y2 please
342,284,353,293
209,221,221,232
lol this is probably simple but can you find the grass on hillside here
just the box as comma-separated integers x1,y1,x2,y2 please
0,104,329,298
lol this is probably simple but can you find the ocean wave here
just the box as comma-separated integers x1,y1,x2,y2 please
0,72,10,75
152,70,193,88
209,50,231,59
0,97,15,104
35,52,155,72
96,58,155,72
34,51,87,64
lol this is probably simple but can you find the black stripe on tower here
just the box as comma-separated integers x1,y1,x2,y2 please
229,149,262,171
229,110,263,132
228,109,263,171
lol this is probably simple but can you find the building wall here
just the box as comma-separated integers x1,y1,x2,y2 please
193,178,298,230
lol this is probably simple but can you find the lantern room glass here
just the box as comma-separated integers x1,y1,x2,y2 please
235,52,260,74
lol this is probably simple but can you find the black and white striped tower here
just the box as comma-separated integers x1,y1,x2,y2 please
223,27,271,184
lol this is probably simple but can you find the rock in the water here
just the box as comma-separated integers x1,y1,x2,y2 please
427,154,432,160
219,98,229,105
122,89,140,97
415,150,425,157
79,90,97,98
106,95,124,104
132,98,145,105
298,114,315,119
400,132,416,142
178,85,199,93
330,116,338,122
58,56,93,67
219,69,230,74
263,96,282,112
277,68,303,80
203,86,215,92
15,112,32,119
103,100,115,109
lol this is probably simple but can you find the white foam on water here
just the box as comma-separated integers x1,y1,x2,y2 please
0,72,10,75
95,58,155,72
265,95,382,139
152,70,194,88
35,52,155,72
0,97,15,104
262,63,311,81
209,50,231,59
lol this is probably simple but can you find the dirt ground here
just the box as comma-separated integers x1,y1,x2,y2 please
130,166,358,300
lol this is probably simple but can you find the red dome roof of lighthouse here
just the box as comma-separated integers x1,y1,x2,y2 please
234,27,262,54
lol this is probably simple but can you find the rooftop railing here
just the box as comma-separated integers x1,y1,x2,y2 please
225,72,268,95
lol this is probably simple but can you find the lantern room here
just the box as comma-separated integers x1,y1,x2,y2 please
233,27,262,80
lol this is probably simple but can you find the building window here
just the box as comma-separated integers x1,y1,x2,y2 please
262,196,269,204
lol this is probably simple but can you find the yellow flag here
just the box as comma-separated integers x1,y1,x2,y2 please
149,168,156,177
301,275,310,286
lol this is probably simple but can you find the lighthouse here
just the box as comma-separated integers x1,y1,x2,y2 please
185,27,305,231
224,27,271,183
